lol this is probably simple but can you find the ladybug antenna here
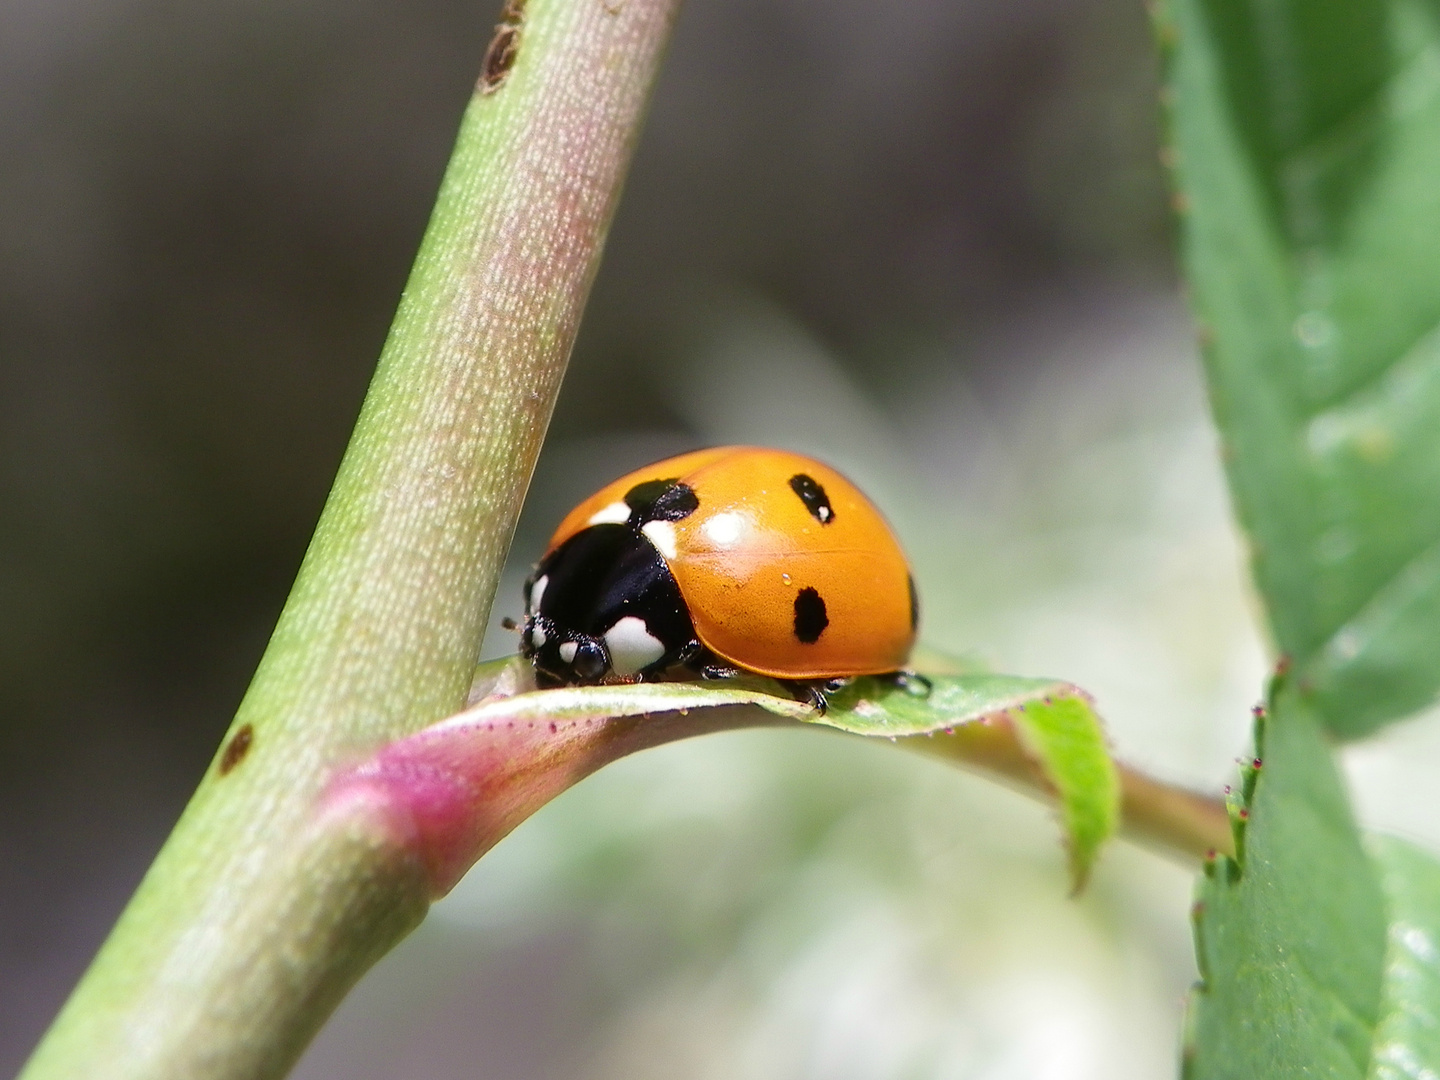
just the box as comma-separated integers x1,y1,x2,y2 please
500,616,519,631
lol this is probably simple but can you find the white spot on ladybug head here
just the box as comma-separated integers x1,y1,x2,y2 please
816,505,832,523
603,616,665,676
587,501,631,526
527,575,548,614
559,641,578,663
531,624,547,647
641,520,678,560
702,511,744,547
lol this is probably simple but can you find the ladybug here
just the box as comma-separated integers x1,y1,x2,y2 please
516,446,919,705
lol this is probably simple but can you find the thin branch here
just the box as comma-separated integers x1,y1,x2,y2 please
1115,763,1234,862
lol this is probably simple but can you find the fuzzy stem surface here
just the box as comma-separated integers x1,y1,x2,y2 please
20,3,681,1077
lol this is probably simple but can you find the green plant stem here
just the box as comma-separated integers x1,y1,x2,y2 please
1114,760,1233,862
912,713,1233,862
20,3,681,1078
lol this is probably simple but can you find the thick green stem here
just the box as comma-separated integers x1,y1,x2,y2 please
20,3,681,1078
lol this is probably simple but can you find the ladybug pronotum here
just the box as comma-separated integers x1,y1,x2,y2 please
517,446,919,703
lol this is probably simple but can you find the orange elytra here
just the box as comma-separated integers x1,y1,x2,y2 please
518,446,918,689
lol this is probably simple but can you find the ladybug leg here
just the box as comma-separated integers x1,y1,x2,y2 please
779,679,841,715
676,642,742,681
878,670,933,698
532,668,566,689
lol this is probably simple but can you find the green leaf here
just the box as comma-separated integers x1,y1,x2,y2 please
1161,0,1440,736
1185,686,1387,1079
820,676,1119,889
1187,701,1440,1078
1368,835,1440,1079
400,662,1121,892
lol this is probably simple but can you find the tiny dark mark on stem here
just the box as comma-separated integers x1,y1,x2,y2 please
219,724,254,776
481,27,520,93
479,0,526,95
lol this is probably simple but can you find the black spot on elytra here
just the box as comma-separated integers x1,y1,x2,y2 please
793,587,829,644
907,574,919,631
219,724,254,776
788,473,834,524
624,479,699,522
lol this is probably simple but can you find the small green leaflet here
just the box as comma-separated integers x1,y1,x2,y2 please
458,660,1121,889
820,675,1119,890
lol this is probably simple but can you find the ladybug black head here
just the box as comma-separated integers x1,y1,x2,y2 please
518,523,698,687
518,611,611,686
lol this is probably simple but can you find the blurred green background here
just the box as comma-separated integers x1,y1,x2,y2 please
6,0,1435,1076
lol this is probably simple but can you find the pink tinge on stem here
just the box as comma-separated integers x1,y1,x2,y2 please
319,715,603,896
319,697,780,897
